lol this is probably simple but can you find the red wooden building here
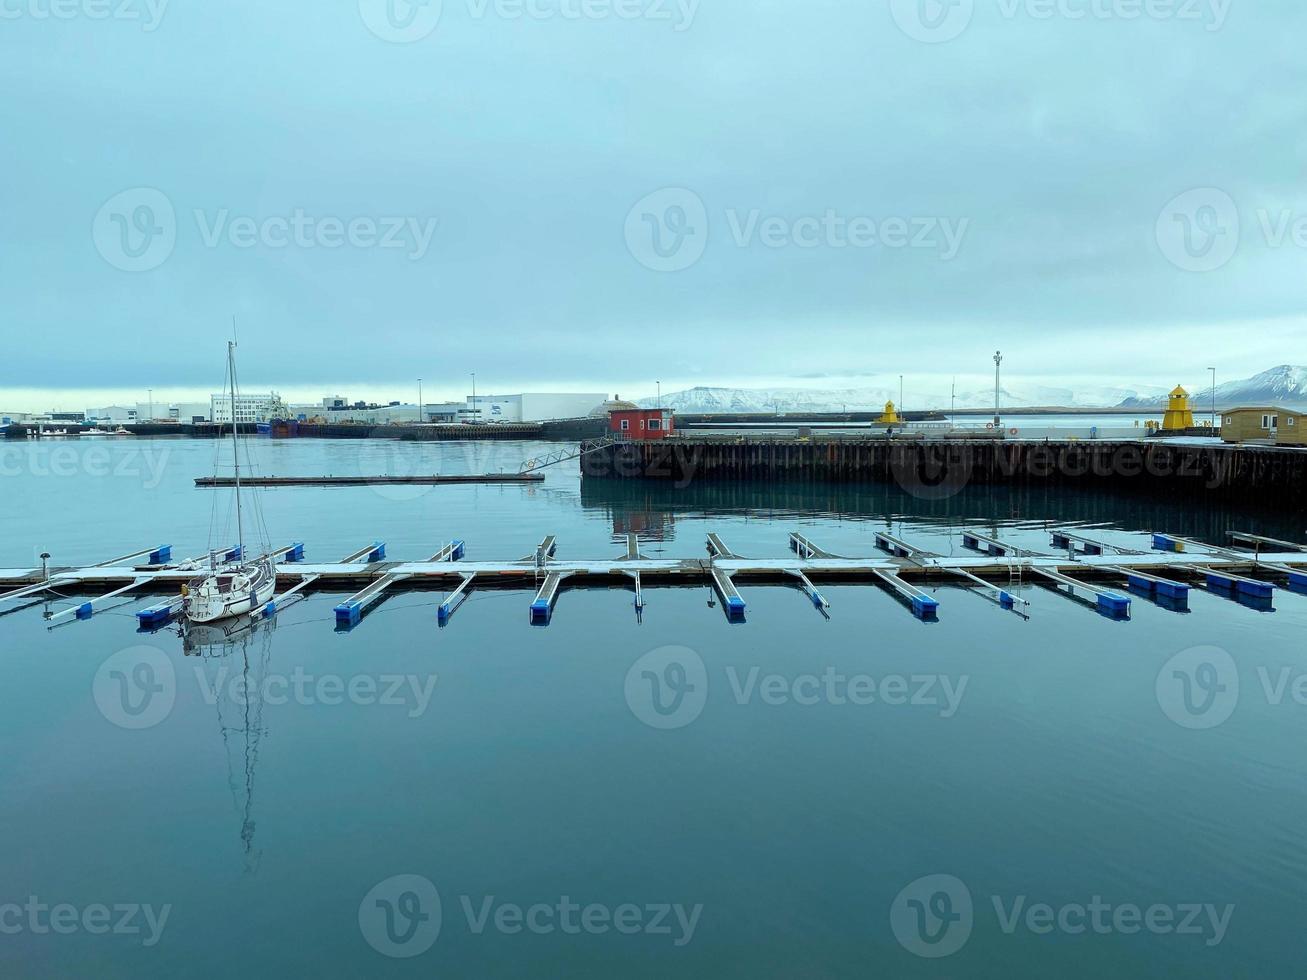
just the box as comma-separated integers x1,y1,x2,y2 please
609,407,674,441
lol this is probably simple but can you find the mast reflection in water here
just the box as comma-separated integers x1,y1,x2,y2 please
179,614,275,874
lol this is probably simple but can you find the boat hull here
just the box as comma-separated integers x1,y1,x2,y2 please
185,562,276,623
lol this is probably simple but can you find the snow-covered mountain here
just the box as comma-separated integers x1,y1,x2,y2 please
641,382,1168,414
1118,366,1307,410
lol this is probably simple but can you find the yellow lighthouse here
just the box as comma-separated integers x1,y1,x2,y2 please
1161,385,1194,431
876,400,902,425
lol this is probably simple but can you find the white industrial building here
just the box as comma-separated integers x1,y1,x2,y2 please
466,393,609,423
211,393,286,424
86,405,138,422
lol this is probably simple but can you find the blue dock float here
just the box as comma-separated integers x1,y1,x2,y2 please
1289,571,1307,595
872,569,939,621
1152,533,1186,553
1049,530,1120,556
136,595,185,627
1031,568,1131,619
284,542,305,562
1196,567,1275,599
1109,566,1190,601
529,572,569,624
437,573,476,624
333,571,412,628
875,532,925,559
962,530,1010,557
148,545,172,565
710,566,747,620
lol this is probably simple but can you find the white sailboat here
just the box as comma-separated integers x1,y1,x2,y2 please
185,341,276,624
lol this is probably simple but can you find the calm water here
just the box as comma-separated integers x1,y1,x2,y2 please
2,437,1305,978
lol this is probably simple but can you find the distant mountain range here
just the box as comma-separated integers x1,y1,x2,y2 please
637,366,1307,414
1117,366,1307,410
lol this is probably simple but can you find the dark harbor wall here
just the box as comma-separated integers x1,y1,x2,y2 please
580,438,1307,506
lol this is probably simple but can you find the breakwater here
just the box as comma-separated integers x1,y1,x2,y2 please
580,438,1307,504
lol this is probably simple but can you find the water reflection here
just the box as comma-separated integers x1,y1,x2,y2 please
178,614,275,873
580,478,1307,542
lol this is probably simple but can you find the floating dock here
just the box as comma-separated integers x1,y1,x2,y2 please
195,474,544,487
5,527,1307,631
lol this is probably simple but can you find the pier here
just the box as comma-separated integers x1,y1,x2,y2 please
5,527,1307,630
195,474,544,487
581,438,1307,503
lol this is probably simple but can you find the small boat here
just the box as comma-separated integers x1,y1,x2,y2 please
113,427,133,436
81,429,111,438
186,340,276,624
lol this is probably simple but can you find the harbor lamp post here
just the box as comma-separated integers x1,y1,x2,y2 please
471,372,477,423
418,378,423,424
1209,367,1217,428
899,375,904,415
993,351,1003,427
657,381,661,409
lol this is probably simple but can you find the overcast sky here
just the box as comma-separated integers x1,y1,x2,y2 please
2,0,1305,411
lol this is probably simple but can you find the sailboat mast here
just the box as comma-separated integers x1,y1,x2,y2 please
229,340,244,557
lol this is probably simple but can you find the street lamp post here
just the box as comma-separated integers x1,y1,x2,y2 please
1209,367,1217,429
993,351,1003,427
657,381,661,410
418,378,423,424
471,372,477,424
147,388,153,423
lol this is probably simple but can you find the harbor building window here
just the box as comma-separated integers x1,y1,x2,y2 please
620,419,630,430
648,419,662,431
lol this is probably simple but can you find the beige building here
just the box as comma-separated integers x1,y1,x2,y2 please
1220,407,1307,446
